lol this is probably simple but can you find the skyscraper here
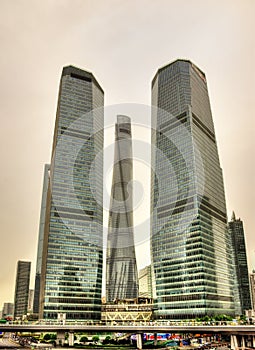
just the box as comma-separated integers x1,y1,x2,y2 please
2,303,14,319
106,115,138,302
139,265,153,298
229,212,251,314
39,66,104,320
14,261,31,319
28,289,34,313
249,271,255,311
151,59,234,319
33,164,50,314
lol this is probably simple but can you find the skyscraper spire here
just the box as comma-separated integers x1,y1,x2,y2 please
106,115,138,302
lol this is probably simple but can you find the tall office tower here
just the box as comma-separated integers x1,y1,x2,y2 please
249,271,255,310
33,164,50,314
229,212,252,314
106,115,138,302
151,59,234,319
139,265,153,298
39,66,104,320
2,303,14,319
14,261,31,319
28,289,34,313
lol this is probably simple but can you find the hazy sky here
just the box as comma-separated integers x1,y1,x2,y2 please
0,0,254,308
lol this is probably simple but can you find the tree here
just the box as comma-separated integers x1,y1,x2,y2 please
103,335,111,344
43,334,51,341
80,336,88,344
92,335,100,344
43,333,56,341
239,315,247,324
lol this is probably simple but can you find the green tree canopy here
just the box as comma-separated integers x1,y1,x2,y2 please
80,336,88,343
43,334,51,341
92,335,100,343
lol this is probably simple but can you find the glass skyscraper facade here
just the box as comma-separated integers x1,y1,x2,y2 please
39,66,104,320
14,261,31,319
250,271,255,311
33,164,50,314
151,59,235,319
229,212,251,315
106,116,138,302
139,265,153,298
2,303,14,319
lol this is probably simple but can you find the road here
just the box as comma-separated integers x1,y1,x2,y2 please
1,324,255,335
0,332,19,348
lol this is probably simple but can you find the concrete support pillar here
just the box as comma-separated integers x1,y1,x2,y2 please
154,333,157,346
252,336,255,348
137,333,142,350
57,331,65,347
247,335,252,348
241,336,245,348
68,332,74,347
230,335,238,350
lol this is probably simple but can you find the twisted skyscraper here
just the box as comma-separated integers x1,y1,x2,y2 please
106,116,138,302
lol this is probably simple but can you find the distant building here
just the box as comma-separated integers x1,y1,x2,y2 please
139,265,152,298
14,261,31,319
245,309,255,323
229,212,252,315
33,164,50,314
250,271,255,310
2,302,14,319
28,289,34,313
106,116,138,302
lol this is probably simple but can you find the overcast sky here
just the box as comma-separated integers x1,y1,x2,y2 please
0,0,254,308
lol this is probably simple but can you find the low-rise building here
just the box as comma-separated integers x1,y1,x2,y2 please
102,297,153,324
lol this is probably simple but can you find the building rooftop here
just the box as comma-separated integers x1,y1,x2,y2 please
151,58,206,87
62,65,104,93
